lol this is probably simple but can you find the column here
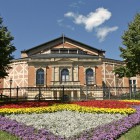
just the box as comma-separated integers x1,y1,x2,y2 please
57,91,60,100
71,91,74,100
77,65,79,81
55,67,59,81
72,67,74,81
69,67,72,81
77,90,80,100
51,91,54,100
94,67,96,84
53,67,55,81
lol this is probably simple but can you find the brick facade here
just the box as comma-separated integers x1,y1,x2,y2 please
95,66,102,86
46,66,52,86
78,66,85,85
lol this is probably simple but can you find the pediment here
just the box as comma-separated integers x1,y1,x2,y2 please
21,36,105,58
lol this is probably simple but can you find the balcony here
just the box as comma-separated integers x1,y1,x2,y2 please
51,81,80,86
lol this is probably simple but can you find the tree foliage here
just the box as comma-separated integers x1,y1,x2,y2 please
0,17,16,78
114,13,140,78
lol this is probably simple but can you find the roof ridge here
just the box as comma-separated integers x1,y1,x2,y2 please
21,36,105,53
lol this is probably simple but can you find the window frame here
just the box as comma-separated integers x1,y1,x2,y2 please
36,68,45,86
61,68,69,82
86,68,94,85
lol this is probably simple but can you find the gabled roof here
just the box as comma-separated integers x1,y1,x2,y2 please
102,57,124,64
21,36,105,54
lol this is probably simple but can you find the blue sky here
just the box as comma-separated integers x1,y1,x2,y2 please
0,0,140,60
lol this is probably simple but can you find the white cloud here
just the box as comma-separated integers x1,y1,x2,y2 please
57,19,63,26
69,1,85,9
64,8,112,32
64,12,75,18
57,19,75,31
96,26,118,42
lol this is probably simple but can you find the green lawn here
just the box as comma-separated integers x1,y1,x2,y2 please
118,125,140,140
0,131,19,140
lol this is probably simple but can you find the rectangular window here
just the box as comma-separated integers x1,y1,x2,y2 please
66,75,69,81
60,50,68,54
51,50,59,54
69,50,77,54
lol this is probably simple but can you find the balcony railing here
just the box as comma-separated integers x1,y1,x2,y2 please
51,81,80,86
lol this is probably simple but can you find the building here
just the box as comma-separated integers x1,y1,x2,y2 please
1,36,140,99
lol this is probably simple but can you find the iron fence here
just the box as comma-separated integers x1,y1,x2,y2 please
0,86,140,102
103,87,140,100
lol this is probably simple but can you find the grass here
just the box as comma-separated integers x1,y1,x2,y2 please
118,125,140,140
0,131,19,140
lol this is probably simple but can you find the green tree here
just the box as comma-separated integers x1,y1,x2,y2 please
0,17,16,78
114,13,140,78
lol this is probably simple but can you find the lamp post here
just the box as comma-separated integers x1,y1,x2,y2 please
9,78,13,101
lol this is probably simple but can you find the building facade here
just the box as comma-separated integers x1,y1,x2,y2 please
1,36,140,99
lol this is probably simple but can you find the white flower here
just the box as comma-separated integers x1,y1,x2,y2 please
5,111,126,138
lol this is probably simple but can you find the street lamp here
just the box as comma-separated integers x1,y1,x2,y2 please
9,78,13,101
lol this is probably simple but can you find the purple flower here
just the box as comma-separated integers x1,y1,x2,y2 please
76,105,140,140
0,115,63,140
1,105,140,139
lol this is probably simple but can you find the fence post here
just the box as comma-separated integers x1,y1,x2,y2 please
62,85,64,102
86,85,88,100
0,93,2,100
109,87,111,99
16,86,19,102
129,86,132,99
133,85,136,99
38,86,41,101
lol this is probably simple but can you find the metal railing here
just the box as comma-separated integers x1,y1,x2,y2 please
52,81,80,86
0,86,140,102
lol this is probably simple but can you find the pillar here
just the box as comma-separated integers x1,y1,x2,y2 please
77,90,80,100
57,91,60,100
51,91,54,100
71,90,74,100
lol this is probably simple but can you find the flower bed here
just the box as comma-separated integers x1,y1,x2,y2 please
0,100,139,109
121,100,140,105
5,111,126,138
0,100,140,139
0,101,58,108
0,115,62,140
72,100,125,108
76,105,140,140
0,104,135,115
71,100,140,108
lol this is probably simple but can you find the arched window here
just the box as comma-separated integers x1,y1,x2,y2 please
36,68,44,85
86,68,94,85
61,69,69,82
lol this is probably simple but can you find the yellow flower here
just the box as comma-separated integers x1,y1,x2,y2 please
0,104,136,115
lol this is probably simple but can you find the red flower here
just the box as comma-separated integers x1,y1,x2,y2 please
71,100,133,109
0,101,59,108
